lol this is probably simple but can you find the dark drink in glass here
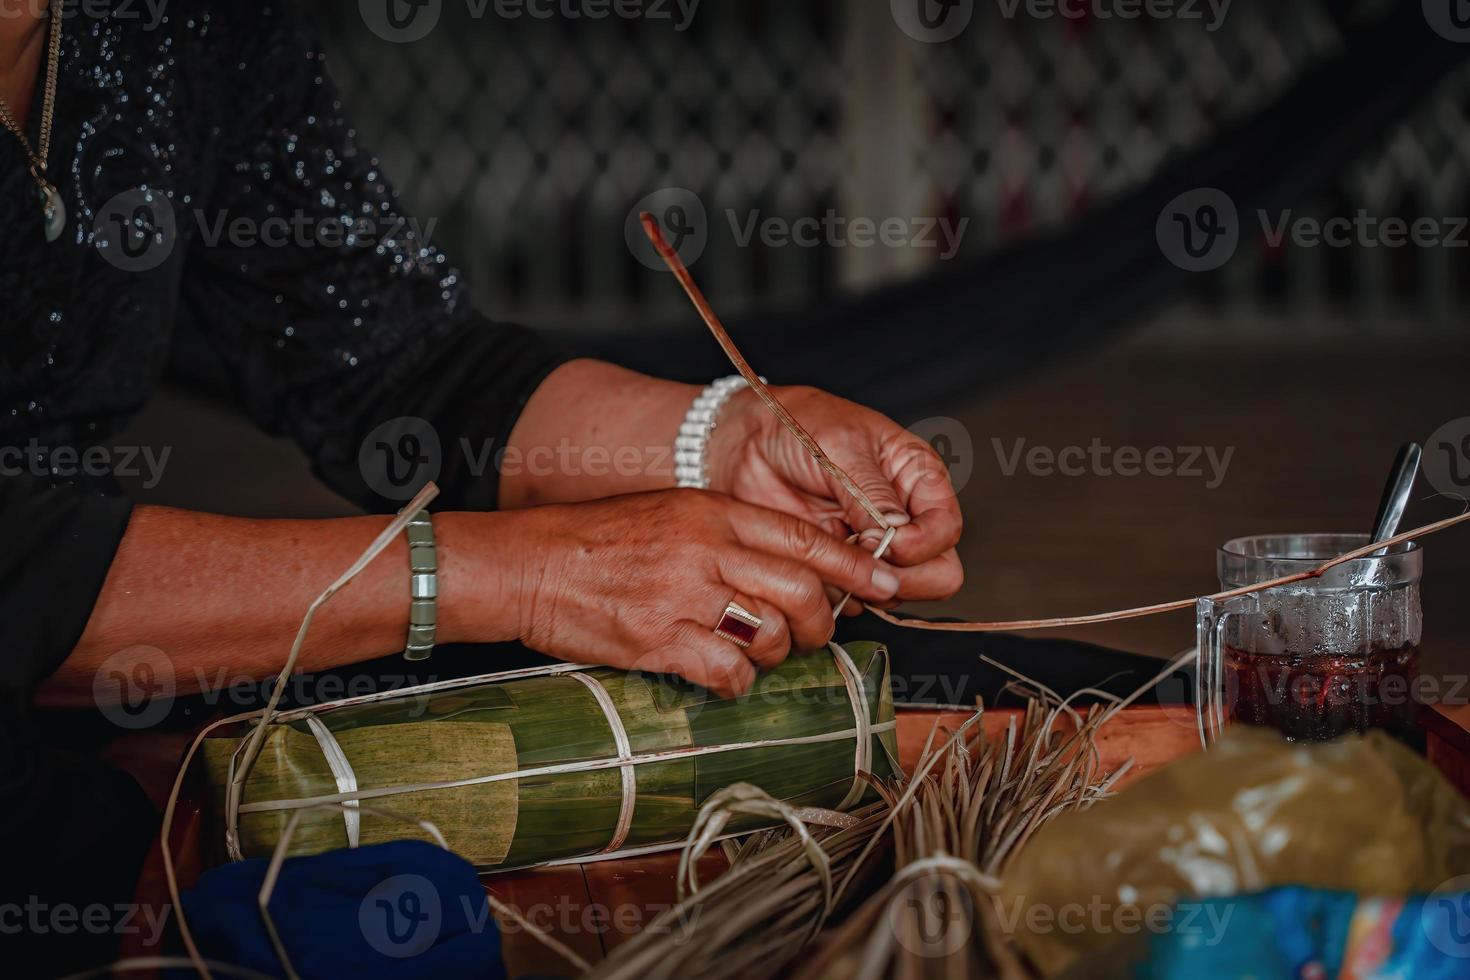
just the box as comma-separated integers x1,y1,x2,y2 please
1197,534,1423,746
1223,642,1421,742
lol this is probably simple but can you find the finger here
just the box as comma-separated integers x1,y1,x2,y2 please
730,507,902,603
716,551,836,652
824,585,864,618
715,591,791,671
640,622,757,699
885,452,964,566
881,548,965,602
834,452,913,536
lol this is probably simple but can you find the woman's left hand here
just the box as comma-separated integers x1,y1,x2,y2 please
707,385,964,610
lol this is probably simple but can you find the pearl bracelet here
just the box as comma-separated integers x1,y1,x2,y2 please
673,374,762,489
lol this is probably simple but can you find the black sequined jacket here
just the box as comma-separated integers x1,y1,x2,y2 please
0,2,569,954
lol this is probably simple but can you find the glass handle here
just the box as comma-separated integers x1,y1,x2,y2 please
1195,594,1260,747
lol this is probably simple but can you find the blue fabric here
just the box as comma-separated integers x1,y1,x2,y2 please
1136,885,1470,979
178,840,504,980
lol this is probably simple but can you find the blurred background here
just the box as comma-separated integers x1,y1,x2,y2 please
123,0,1470,669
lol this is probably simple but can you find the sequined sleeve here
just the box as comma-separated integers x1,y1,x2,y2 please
171,4,572,512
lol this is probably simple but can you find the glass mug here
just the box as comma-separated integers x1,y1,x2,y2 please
1196,534,1423,744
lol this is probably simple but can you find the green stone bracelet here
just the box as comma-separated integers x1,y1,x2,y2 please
403,510,437,661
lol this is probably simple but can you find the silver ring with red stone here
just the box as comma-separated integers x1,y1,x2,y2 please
713,601,763,649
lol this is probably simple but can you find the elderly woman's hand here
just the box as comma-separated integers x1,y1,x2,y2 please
480,489,903,697
706,385,964,611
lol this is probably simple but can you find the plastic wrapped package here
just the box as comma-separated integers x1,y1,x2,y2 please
200,642,896,871
1088,886,1470,979
1000,727,1470,975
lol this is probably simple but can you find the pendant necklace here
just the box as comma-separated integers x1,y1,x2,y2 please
0,0,66,243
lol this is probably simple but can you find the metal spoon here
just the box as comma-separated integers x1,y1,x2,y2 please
1369,442,1422,553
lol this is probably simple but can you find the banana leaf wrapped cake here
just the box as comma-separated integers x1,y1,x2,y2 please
201,642,896,871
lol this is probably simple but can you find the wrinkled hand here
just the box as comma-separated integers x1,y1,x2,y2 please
707,386,964,611
507,490,905,696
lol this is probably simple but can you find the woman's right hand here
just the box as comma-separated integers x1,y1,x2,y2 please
449,489,903,697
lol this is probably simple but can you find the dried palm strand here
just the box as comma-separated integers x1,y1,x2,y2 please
638,215,1470,634
797,653,1192,980
586,786,894,980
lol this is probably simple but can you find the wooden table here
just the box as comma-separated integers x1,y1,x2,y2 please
122,702,1470,976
